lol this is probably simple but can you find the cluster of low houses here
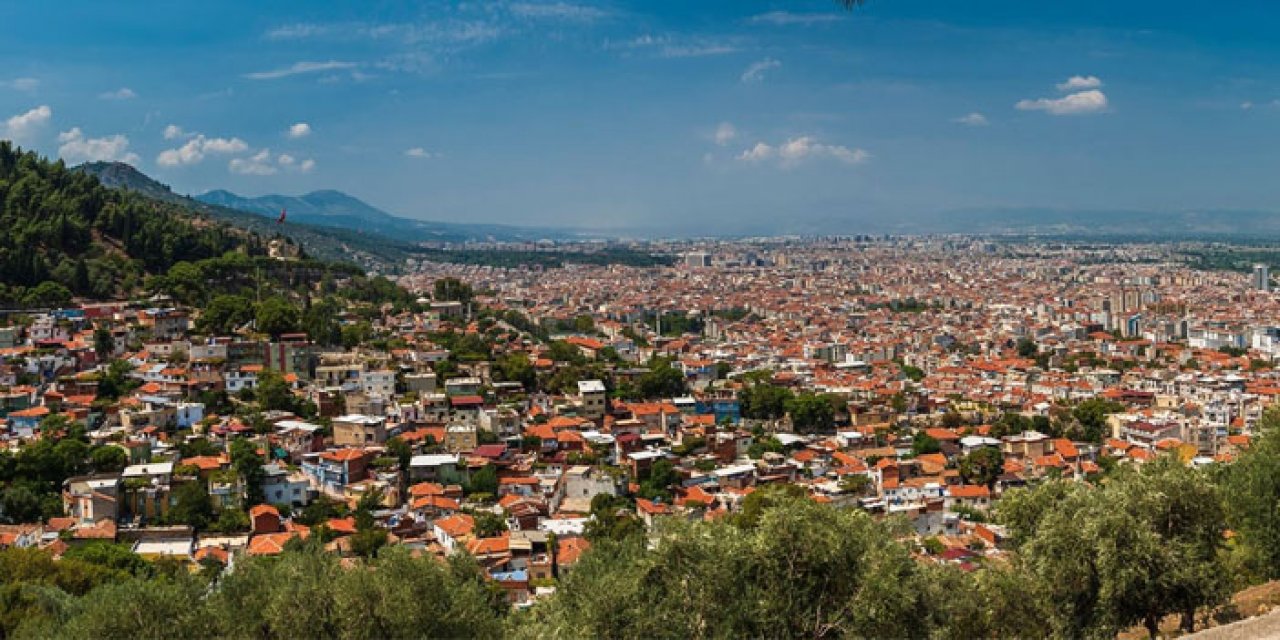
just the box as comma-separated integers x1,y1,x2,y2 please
0,295,1270,604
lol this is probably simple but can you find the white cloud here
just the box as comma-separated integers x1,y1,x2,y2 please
509,2,608,22
99,87,137,100
1057,75,1102,91
1241,101,1254,111
3,105,52,143
56,127,139,164
624,34,662,48
266,23,331,39
1016,89,1109,116
660,43,737,58
2,78,39,92
736,136,868,168
163,124,187,140
741,58,781,84
229,149,279,175
156,134,249,167
274,153,315,172
714,122,737,146
738,142,775,163
266,20,503,47
954,112,989,126
404,147,432,158
287,122,312,138
202,137,249,154
748,11,842,26
244,60,358,80
228,149,312,175
606,34,739,59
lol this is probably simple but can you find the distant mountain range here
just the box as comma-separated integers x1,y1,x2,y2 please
75,162,583,273
741,206,1280,239
195,189,566,244
908,207,1280,238
76,162,412,270
76,161,1280,244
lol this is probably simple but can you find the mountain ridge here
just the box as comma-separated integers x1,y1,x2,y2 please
75,161,413,271
194,187,569,243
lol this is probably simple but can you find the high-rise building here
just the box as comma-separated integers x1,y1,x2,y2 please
1253,264,1270,292
685,252,712,268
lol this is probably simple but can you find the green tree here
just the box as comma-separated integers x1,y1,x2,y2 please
254,296,299,339
467,465,499,497
56,576,207,639
747,435,784,460
340,321,373,350
473,511,508,538
0,485,44,524
546,340,585,365
211,507,250,534
940,411,965,429
385,436,412,472
151,261,206,305
584,494,643,543
96,360,138,400
1016,337,1038,358
786,392,834,434
88,445,127,473
61,542,151,577
1223,408,1280,581
958,447,1004,488
349,527,390,559
168,481,214,531
197,294,254,335
255,368,297,414
300,297,343,347
997,457,1229,637
738,383,794,420
911,432,941,456
733,483,807,530
433,277,474,304
230,438,265,506
1071,398,1124,443
493,353,535,389
637,359,687,399
23,281,73,307
92,327,114,358
838,474,871,495
637,459,679,502
525,497,931,639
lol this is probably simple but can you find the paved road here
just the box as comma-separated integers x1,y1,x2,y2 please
1186,609,1280,640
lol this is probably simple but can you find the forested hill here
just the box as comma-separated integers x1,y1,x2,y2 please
76,161,416,270
0,142,272,306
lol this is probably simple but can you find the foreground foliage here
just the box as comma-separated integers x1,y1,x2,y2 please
2,544,504,639
7,414,1280,638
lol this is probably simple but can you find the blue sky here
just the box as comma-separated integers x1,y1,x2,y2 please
3,0,1280,235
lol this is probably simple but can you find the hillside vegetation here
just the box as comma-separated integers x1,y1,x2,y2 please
0,143,268,306
77,161,414,270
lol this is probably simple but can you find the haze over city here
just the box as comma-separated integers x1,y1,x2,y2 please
5,0,1280,234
